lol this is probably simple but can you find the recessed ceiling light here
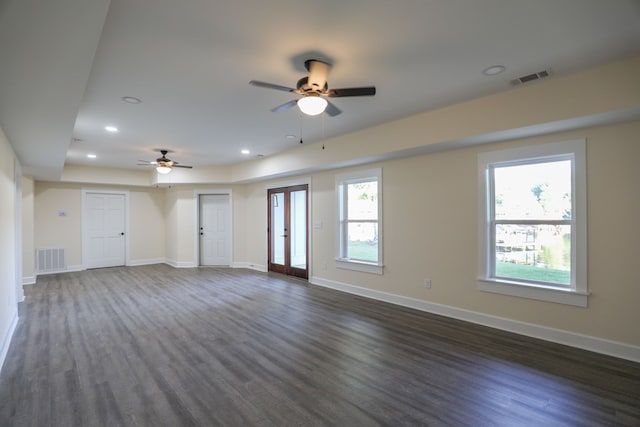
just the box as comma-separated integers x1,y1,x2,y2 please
286,134,297,140
482,65,506,76
87,154,97,159
121,96,142,104
241,149,250,155
105,126,118,132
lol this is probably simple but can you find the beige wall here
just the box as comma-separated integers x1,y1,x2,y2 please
62,165,154,187
306,120,640,347
21,176,34,283
164,187,197,266
34,182,83,267
234,183,268,269
164,189,179,264
34,183,167,267
129,188,165,263
0,126,18,366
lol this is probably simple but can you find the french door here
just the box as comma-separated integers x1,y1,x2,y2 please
268,185,308,279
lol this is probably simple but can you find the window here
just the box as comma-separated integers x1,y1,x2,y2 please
336,168,383,274
478,140,587,307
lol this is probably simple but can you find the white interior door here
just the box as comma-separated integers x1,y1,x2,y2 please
199,194,231,266
85,192,126,269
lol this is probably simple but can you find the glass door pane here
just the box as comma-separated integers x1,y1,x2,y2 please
290,189,307,270
268,185,308,279
271,192,285,266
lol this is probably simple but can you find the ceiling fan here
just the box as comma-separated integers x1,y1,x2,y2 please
249,59,376,116
137,150,193,174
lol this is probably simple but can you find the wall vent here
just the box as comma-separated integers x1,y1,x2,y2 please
511,69,552,86
36,248,67,273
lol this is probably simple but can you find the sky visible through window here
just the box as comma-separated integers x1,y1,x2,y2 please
494,160,571,220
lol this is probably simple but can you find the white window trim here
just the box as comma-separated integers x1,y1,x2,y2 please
477,139,588,307
335,168,384,275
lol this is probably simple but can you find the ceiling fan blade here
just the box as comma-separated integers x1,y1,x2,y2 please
249,80,295,93
305,60,331,92
271,100,298,113
173,165,193,169
326,86,376,97
325,101,342,117
137,163,154,166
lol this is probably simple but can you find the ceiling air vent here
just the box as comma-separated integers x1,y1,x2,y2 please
511,69,552,86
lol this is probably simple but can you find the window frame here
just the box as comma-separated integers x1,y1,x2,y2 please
335,168,383,274
477,139,588,307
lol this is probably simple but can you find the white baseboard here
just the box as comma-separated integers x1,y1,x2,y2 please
22,276,36,285
161,260,267,272
165,259,197,268
128,258,166,267
232,262,267,272
35,264,83,277
0,311,18,375
311,276,640,363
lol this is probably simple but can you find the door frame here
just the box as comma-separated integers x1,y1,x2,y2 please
194,189,233,267
266,178,311,279
81,189,130,269
14,159,24,302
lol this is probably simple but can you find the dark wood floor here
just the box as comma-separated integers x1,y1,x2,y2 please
1,265,639,426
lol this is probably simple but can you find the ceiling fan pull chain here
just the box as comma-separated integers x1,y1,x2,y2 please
299,113,303,144
322,113,326,150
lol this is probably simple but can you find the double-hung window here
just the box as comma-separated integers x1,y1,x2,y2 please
478,140,587,307
336,168,383,274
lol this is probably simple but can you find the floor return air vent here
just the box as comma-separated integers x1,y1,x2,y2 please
36,248,67,273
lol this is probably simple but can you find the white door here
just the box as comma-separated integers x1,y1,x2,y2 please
199,194,231,266
85,192,126,269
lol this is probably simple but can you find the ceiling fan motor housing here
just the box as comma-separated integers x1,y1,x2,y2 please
303,59,332,93
296,77,328,94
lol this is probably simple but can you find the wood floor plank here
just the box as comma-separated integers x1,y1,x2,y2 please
1,264,639,426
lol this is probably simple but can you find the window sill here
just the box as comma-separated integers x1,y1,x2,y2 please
335,259,384,275
478,278,588,307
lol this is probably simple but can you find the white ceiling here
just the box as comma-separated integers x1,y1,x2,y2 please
1,0,640,180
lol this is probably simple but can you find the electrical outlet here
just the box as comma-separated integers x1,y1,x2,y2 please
424,278,431,289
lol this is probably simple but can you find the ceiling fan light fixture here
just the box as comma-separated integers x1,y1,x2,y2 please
156,166,172,174
297,95,328,116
